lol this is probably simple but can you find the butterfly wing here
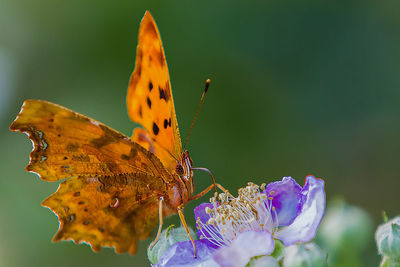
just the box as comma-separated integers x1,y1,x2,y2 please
10,100,175,254
127,11,182,173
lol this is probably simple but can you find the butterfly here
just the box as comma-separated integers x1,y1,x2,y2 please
10,11,223,255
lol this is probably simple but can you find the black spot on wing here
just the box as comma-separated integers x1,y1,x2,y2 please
159,87,167,101
163,118,171,129
139,105,143,118
148,81,153,91
146,97,152,109
153,122,159,135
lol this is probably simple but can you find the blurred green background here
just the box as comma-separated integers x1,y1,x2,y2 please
1,0,399,266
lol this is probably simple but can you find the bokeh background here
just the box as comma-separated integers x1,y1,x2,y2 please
1,1,399,266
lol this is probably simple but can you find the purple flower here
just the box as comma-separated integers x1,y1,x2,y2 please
155,176,325,267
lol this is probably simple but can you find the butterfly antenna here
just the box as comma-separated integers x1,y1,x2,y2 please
183,79,211,150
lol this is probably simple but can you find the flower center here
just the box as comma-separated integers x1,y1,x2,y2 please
196,182,279,248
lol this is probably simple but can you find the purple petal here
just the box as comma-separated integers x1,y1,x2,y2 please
194,203,213,224
155,240,218,267
275,176,326,246
194,203,221,249
263,177,302,226
213,231,275,267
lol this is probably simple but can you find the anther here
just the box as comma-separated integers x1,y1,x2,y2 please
205,206,212,214
207,218,215,225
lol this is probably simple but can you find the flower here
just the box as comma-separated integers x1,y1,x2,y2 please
375,216,400,265
197,176,325,247
317,199,372,252
154,176,325,267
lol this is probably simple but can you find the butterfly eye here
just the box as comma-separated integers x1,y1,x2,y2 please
175,164,184,175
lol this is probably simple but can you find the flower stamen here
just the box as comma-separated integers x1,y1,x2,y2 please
196,183,279,248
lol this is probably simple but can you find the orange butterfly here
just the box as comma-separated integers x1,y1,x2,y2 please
10,11,224,255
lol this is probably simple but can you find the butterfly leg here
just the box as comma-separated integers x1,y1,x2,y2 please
190,183,233,201
149,196,164,249
177,205,197,258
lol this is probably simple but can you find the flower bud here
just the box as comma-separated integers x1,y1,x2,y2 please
317,199,372,253
283,243,328,267
147,225,197,265
376,216,400,261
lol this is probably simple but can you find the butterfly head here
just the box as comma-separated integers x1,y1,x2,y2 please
175,150,194,195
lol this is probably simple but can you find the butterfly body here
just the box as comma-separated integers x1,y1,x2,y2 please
157,150,195,212
10,11,201,254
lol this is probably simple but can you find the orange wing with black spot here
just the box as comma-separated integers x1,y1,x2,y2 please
10,99,175,254
127,11,182,173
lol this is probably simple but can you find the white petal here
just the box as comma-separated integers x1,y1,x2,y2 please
213,231,275,267
248,256,279,267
